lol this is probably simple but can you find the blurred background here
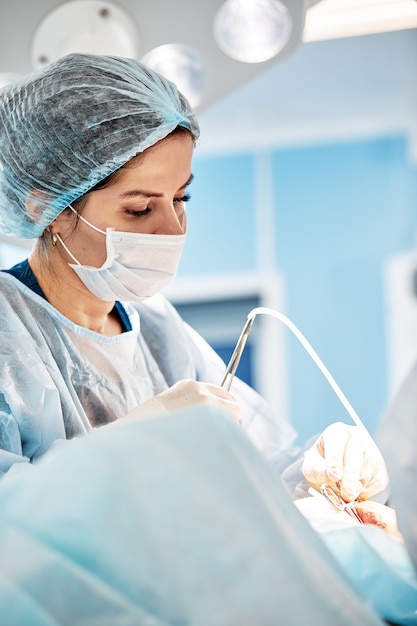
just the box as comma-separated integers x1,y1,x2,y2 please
1,0,417,444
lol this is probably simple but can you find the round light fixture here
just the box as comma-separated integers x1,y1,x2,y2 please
214,0,292,63
31,0,138,69
141,44,205,108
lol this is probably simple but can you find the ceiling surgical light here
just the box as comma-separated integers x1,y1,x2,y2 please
213,0,293,63
141,44,206,108
30,0,138,69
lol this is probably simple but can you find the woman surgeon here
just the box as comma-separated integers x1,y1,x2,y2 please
0,53,386,503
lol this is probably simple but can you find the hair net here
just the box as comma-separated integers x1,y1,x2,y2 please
0,53,200,238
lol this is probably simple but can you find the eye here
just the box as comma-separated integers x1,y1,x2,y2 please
174,193,191,205
124,207,152,217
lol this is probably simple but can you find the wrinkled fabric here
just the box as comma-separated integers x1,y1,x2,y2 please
0,53,199,238
295,495,417,625
0,406,384,625
323,527,417,626
0,271,297,477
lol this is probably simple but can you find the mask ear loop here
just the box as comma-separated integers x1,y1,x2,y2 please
54,233,82,265
68,204,107,235
53,205,109,268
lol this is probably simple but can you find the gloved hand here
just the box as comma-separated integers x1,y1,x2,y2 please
123,379,241,424
302,422,389,502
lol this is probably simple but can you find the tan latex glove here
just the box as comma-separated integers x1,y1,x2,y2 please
122,379,241,424
302,422,389,502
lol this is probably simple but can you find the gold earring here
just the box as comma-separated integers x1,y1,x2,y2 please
48,226,57,246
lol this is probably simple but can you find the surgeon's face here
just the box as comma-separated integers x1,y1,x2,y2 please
54,132,194,266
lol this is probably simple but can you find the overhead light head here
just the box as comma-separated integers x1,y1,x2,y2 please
141,44,205,109
31,0,138,69
214,0,293,63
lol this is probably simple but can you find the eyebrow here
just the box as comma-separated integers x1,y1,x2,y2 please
119,173,194,199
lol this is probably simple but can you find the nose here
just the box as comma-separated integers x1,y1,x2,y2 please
155,204,186,235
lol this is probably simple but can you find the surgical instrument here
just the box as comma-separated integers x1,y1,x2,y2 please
220,315,255,391
320,484,363,524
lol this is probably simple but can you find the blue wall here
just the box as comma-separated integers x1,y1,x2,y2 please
179,153,257,275
178,135,417,444
272,137,417,442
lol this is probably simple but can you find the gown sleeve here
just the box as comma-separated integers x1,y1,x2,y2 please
0,276,89,477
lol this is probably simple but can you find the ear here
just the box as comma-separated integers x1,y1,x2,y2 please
50,208,75,233
47,218,59,237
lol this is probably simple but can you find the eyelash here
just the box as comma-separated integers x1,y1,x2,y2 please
125,193,191,217
175,193,191,204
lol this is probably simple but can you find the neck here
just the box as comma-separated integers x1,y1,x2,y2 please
29,247,123,336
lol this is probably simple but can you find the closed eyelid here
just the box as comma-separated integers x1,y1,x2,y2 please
175,192,191,201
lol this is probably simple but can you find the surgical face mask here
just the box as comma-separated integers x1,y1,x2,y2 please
56,207,186,302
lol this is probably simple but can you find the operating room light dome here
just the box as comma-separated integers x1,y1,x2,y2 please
30,0,138,69
213,0,293,63
141,44,205,109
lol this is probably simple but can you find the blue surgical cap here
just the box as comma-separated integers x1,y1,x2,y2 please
0,53,200,238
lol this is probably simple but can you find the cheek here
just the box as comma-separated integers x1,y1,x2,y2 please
69,228,108,266
91,242,108,267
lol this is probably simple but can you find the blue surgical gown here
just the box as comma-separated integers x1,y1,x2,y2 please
0,271,296,476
